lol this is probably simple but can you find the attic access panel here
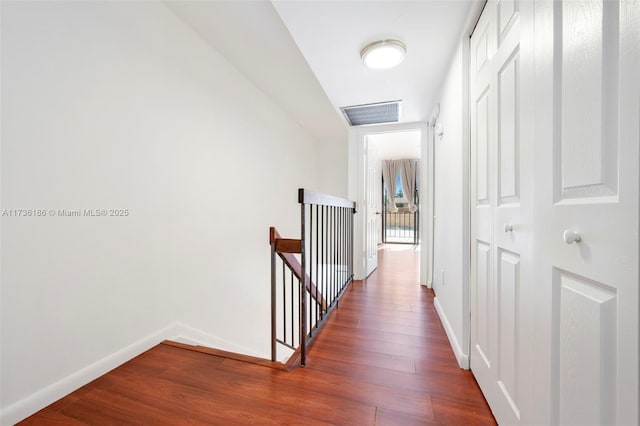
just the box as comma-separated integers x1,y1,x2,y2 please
340,101,401,126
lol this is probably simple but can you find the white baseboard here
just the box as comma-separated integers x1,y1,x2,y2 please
433,296,469,369
0,322,260,426
0,323,181,426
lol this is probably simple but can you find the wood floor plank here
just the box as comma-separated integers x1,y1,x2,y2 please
160,356,378,425
375,407,442,426
61,390,205,425
330,305,435,322
431,395,498,425
310,344,417,373
105,371,335,425
314,329,458,364
20,244,496,425
303,355,491,410
19,410,85,426
217,358,435,420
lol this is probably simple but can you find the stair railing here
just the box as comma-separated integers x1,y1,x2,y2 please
270,188,356,367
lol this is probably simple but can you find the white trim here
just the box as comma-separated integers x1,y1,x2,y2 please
0,322,257,425
347,127,365,279
460,34,472,369
424,106,440,288
434,296,469,369
420,121,432,287
0,323,180,425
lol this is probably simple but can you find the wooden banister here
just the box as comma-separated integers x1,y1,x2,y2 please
269,227,327,311
275,239,303,254
269,226,282,244
298,188,356,212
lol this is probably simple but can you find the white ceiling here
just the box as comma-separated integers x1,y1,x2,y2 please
272,0,476,124
165,0,347,141
166,0,476,147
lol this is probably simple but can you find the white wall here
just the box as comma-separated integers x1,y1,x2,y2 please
431,41,469,368
315,137,348,198
1,1,324,422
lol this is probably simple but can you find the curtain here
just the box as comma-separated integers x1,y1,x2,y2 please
399,159,419,212
382,160,399,212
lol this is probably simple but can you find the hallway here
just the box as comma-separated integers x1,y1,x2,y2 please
308,244,495,424
21,245,495,425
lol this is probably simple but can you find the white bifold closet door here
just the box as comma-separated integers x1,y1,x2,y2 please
470,1,534,424
470,1,639,425
533,1,639,425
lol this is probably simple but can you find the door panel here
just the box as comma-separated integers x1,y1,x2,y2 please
476,24,490,72
497,248,519,410
553,269,617,426
498,0,518,41
476,90,491,205
558,0,618,199
475,241,492,368
498,51,519,203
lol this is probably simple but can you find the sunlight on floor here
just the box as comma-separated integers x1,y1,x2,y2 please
379,243,419,252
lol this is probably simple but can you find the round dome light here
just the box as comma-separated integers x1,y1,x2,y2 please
360,40,407,69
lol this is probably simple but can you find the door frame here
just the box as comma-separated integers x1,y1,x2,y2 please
348,122,428,281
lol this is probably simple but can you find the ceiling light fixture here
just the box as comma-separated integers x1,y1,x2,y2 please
360,39,407,69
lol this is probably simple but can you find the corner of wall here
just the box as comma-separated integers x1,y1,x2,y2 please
170,322,266,359
0,321,264,426
0,323,182,426
348,127,366,280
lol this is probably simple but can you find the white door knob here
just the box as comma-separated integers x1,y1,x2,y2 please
563,229,582,244
503,223,513,232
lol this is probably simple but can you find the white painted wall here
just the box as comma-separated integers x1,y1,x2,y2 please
431,41,469,368
315,137,348,198
1,1,326,422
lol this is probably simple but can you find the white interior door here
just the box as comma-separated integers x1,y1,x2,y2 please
533,1,639,424
470,1,533,424
365,138,379,276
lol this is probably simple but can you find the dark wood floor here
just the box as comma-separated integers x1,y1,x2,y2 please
21,244,496,425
